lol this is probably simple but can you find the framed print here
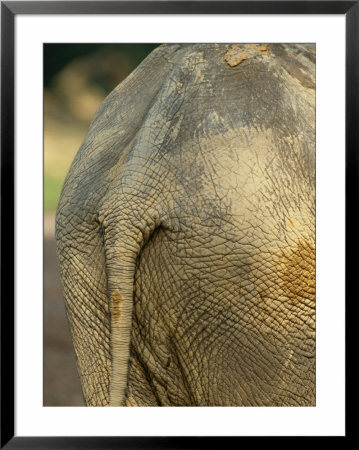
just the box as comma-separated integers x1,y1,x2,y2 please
1,1,354,447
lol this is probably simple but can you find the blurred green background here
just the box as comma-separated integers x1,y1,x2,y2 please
44,44,159,406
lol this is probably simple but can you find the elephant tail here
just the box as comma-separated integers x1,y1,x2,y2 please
99,201,164,406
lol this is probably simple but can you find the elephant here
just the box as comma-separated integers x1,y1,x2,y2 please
56,43,315,407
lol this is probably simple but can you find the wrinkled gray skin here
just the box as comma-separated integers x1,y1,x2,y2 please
56,44,315,407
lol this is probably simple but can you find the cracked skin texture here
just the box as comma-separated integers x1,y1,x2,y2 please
56,44,316,406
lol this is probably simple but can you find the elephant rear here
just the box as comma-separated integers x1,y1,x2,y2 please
56,43,315,406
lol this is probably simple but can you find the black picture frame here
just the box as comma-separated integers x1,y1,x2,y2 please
1,1,354,447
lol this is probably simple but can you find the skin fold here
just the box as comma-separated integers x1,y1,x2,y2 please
56,43,316,406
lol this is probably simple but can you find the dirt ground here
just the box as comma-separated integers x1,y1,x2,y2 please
44,213,84,406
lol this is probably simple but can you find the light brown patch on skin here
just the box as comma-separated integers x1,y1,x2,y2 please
276,239,315,306
257,238,315,332
111,290,122,324
224,44,270,67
